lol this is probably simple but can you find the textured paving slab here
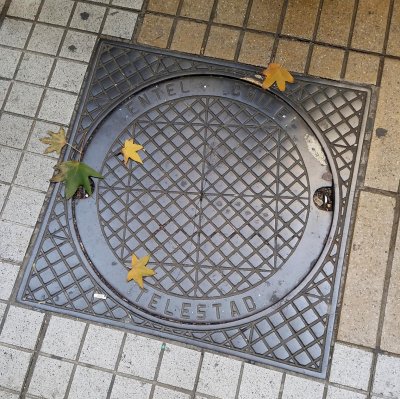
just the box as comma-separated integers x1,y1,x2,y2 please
381,224,400,352
17,41,374,377
365,59,400,192
338,191,396,347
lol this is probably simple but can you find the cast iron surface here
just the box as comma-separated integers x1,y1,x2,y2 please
17,41,372,377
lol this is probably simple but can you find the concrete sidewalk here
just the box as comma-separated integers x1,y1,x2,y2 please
0,0,400,398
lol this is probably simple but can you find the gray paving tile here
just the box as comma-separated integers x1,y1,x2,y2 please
39,89,77,124
38,0,74,25
0,79,10,108
0,305,44,349
282,375,324,399
79,324,124,369
27,120,63,157
50,59,87,93
153,386,190,399
27,356,73,398
197,353,242,399
381,224,400,353
118,333,161,379
0,261,19,300
4,82,44,117
157,343,201,390
27,24,64,55
326,386,366,399
0,183,9,209
16,53,54,85
365,58,400,191
109,376,151,399
59,31,97,62
338,191,396,347
102,9,138,38
0,147,21,183
0,47,21,79
238,364,282,399
373,354,400,398
111,0,143,9
68,366,112,399
329,343,373,390
41,315,86,360
70,2,106,33
15,152,56,191
0,18,32,48
0,220,33,263
2,186,46,226
0,113,33,149
7,0,41,19
0,346,31,391
0,389,20,398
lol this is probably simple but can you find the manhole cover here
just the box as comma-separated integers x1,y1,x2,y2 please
78,75,332,324
17,42,374,377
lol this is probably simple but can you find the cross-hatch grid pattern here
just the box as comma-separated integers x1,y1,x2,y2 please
18,43,370,375
97,95,309,299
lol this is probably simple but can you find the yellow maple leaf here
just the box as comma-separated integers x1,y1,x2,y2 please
127,254,154,289
121,139,144,165
261,63,294,92
40,127,67,154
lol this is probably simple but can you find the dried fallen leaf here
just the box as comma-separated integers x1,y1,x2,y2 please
51,161,103,199
127,253,154,288
40,127,67,154
121,139,144,165
261,63,294,92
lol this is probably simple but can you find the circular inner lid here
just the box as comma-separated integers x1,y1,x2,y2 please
75,75,333,326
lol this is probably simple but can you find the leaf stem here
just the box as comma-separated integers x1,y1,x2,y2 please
66,142,82,154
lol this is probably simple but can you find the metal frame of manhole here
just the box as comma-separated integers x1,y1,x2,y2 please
17,40,375,378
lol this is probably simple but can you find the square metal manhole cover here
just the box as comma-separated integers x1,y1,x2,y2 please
17,41,374,377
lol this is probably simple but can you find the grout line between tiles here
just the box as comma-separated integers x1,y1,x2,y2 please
365,180,400,399
0,337,202,396
304,0,324,74
165,0,185,49
136,8,400,73
0,0,45,220
361,186,399,198
95,0,110,41
270,0,288,63
277,372,286,399
190,351,204,399
105,332,127,399
19,312,50,398
0,0,11,24
233,0,253,62
233,361,244,399
0,42,89,66
340,0,359,79
199,0,219,56
148,342,166,399
81,0,142,13
62,322,90,397
131,0,151,43
0,0,82,224
376,0,395,87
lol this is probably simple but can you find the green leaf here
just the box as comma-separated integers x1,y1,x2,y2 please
51,161,103,199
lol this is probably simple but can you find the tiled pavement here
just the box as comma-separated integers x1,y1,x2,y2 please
0,0,400,398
